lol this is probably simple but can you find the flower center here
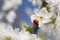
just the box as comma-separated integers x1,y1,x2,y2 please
5,36,12,40
40,16,44,20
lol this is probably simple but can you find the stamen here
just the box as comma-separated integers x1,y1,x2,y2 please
5,36,12,40
40,16,44,20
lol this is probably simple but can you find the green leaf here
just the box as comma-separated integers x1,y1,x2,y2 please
49,18,56,24
24,25,33,34
46,5,50,12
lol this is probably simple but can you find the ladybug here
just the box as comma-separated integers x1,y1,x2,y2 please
33,19,39,26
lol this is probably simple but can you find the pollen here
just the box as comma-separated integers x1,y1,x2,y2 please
5,36,12,40
40,16,44,20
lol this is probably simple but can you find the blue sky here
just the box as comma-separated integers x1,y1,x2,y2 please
0,0,38,27
15,0,38,27
16,0,34,26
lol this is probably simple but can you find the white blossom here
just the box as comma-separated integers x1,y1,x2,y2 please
5,10,16,24
28,0,42,6
0,27,42,40
31,7,53,27
46,0,60,7
2,0,22,10
18,30,42,40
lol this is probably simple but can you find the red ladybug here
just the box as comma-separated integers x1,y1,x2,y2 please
33,19,39,26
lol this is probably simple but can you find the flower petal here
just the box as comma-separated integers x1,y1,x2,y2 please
31,15,39,23
38,21,44,27
42,19,51,23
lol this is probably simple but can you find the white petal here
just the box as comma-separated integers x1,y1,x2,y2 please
40,7,48,14
31,15,39,23
32,0,37,5
2,0,22,10
34,7,48,16
46,0,55,3
0,22,6,29
42,19,51,23
44,12,53,19
6,10,16,24
34,8,40,16
6,24,13,33
38,22,44,27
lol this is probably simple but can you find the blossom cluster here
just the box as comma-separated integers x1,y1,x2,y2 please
29,0,60,40
0,0,42,40
1,0,60,40
0,24,41,40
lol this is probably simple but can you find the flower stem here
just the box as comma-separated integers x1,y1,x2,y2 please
33,24,39,34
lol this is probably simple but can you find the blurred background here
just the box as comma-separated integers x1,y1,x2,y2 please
0,0,38,29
